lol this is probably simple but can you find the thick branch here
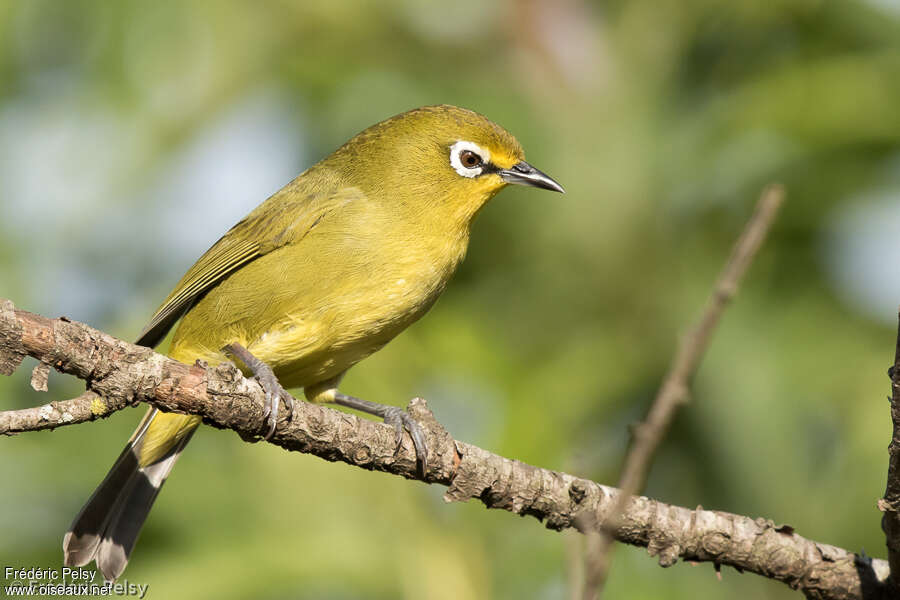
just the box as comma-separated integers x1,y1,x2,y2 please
584,185,785,597
0,298,891,599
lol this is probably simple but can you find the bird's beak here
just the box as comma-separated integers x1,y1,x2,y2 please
498,161,565,193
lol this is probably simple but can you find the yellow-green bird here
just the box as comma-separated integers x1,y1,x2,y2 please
62,104,564,581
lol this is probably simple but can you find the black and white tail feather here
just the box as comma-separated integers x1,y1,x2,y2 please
62,409,194,582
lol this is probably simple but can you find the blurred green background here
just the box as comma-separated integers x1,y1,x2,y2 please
2,0,900,598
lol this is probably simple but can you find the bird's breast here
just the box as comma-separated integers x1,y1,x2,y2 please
241,216,470,386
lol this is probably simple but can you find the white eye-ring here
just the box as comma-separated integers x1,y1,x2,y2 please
450,141,490,178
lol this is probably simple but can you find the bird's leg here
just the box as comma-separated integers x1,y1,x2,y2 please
222,343,294,440
332,393,428,470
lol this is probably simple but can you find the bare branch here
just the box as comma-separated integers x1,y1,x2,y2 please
880,311,900,594
583,185,786,597
0,297,891,599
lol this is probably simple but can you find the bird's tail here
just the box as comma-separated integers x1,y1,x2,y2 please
63,406,200,581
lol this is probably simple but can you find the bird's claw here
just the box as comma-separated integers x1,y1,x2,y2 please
256,375,295,440
331,393,429,472
382,406,428,470
222,342,294,441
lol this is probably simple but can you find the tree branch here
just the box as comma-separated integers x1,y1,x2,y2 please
0,298,892,599
583,186,785,597
880,311,900,594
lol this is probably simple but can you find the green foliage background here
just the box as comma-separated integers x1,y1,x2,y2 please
2,1,900,598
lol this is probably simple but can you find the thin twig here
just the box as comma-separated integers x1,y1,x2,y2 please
582,185,786,598
0,296,891,599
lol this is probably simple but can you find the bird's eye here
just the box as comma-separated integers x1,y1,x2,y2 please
449,140,490,178
460,150,482,168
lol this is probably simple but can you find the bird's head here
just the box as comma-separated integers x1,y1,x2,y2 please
325,105,564,226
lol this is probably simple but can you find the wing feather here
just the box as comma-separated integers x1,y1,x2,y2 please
136,237,261,348
135,181,361,349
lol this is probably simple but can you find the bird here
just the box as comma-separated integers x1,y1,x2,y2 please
62,104,564,581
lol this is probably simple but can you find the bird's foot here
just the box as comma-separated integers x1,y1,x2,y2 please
255,368,295,440
333,393,428,471
223,343,295,439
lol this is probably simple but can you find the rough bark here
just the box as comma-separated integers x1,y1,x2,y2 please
880,310,900,595
0,299,892,599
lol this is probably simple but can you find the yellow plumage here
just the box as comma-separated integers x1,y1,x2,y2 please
63,104,563,581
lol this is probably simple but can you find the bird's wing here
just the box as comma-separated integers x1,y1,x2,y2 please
136,183,362,349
